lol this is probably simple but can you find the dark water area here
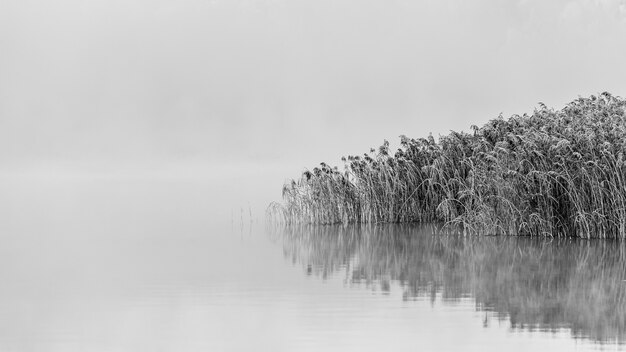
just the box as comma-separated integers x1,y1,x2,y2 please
275,224,626,345
1,175,625,351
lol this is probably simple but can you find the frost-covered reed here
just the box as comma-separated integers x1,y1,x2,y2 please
269,93,626,237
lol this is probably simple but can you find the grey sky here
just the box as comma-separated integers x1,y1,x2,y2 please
2,0,626,170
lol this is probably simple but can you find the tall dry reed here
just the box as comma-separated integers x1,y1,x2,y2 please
269,93,626,237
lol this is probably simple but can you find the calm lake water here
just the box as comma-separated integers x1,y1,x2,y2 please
1,173,625,351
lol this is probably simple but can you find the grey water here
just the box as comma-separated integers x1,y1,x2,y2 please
1,174,625,351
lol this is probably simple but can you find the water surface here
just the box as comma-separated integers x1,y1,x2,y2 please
1,175,625,351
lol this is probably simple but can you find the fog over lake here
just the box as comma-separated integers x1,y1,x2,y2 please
2,0,626,350
3,0,626,170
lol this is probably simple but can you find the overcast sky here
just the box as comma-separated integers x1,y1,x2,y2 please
2,0,626,172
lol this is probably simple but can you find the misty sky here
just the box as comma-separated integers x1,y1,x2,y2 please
2,0,626,171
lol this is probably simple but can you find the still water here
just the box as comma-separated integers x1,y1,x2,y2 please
1,174,625,351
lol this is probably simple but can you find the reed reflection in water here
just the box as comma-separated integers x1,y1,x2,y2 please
275,224,626,344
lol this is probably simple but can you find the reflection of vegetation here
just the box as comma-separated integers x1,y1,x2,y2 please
271,93,626,237
275,224,626,343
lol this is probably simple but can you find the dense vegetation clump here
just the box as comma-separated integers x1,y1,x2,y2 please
270,93,626,237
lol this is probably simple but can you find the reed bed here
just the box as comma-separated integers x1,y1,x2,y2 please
269,93,626,237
